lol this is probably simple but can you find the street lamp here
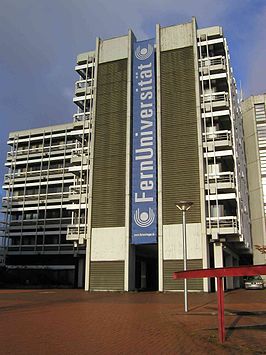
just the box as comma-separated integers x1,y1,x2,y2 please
175,200,193,312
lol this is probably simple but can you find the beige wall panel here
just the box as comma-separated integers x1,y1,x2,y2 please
160,23,193,51
163,223,202,260
91,227,126,261
245,135,259,164
247,160,263,192
243,110,256,138
249,189,265,220
99,36,128,63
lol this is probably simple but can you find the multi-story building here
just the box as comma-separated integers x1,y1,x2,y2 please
242,94,266,267
1,123,86,286
1,18,252,291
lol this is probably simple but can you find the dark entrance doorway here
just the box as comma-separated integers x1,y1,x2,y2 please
135,245,158,291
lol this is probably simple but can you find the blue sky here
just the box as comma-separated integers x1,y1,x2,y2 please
1,0,266,197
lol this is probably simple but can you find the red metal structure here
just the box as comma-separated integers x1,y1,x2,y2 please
173,264,266,343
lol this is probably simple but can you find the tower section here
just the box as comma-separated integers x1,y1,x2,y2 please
156,20,206,291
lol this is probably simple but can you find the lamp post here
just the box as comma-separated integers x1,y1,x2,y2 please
175,200,193,312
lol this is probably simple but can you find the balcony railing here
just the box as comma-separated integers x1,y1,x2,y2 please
69,185,87,195
73,112,91,122
66,225,86,240
199,55,226,68
205,172,235,185
75,79,94,90
207,216,238,229
203,130,231,144
4,167,72,182
201,91,229,105
7,142,76,158
2,192,70,205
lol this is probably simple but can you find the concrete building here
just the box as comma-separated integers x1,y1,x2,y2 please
242,94,266,267
1,123,86,286
1,18,252,291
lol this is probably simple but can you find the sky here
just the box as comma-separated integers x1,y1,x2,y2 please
0,0,266,198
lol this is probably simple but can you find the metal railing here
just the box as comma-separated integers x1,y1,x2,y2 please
207,216,238,229
66,225,86,239
205,172,235,185
2,192,70,204
4,167,72,182
7,142,76,158
69,185,87,195
199,55,226,68
75,79,94,90
201,91,229,105
203,130,231,143
73,112,91,121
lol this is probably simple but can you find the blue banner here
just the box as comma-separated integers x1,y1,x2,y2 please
131,38,157,245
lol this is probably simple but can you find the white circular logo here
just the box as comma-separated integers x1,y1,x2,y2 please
134,208,155,228
135,44,153,60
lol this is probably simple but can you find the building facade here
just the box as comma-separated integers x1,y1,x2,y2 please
1,18,252,291
242,94,266,267
1,123,86,286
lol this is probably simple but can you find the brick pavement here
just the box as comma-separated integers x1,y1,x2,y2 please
0,289,265,354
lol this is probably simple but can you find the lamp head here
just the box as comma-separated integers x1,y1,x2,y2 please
175,200,193,212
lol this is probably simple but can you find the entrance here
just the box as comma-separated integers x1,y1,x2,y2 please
135,245,158,291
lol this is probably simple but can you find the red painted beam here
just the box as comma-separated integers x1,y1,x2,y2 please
173,264,266,279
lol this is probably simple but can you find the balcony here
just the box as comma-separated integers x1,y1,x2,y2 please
73,93,93,110
199,55,226,74
73,112,91,122
69,185,87,203
207,216,238,235
70,148,88,165
66,225,86,243
202,129,232,150
75,79,94,96
205,172,235,191
201,92,229,110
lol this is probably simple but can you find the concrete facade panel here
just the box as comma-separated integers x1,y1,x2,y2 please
249,189,265,220
99,36,128,63
91,227,126,261
163,223,202,260
160,23,193,51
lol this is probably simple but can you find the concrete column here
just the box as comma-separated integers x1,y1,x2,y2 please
214,242,223,268
156,24,164,292
214,242,223,291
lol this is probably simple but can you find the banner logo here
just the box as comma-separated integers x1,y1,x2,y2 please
131,38,157,245
133,208,155,228
134,44,153,61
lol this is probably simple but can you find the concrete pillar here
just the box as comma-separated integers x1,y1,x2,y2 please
214,242,223,268
214,242,223,291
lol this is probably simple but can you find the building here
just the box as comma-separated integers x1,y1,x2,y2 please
1,123,86,286
1,18,252,291
242,94,266,267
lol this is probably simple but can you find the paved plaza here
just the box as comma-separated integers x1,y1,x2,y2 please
0,289,265,354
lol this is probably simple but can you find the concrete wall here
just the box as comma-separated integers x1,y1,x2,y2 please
242,95,266,265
